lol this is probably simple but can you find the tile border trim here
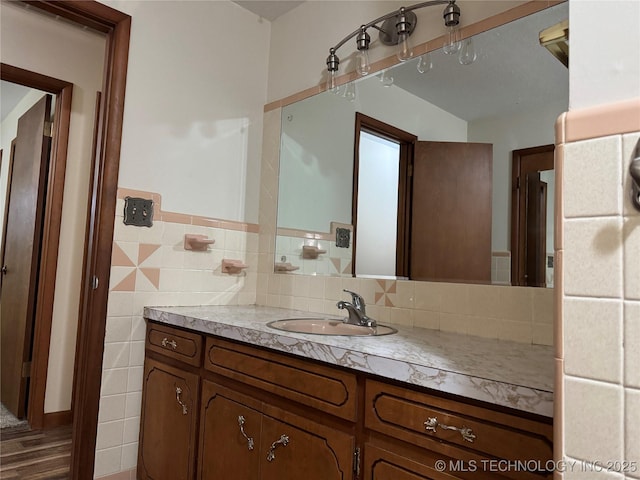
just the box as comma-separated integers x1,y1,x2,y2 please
117,187,260,233
559,97,640,144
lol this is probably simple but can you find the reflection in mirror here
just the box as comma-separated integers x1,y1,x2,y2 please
275,3,568,287
0,81,53,252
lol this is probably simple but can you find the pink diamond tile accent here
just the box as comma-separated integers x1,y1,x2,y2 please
139,268,161,290
374,280,397,307
112,269,137,292
138,244,161,266
112,243,135,267
330,258,341,273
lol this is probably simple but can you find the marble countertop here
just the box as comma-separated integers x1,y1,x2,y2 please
144,305,554,417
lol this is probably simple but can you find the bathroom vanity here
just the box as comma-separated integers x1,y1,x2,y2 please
138,305,553,480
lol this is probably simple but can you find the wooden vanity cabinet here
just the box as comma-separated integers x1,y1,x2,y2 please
137,357,200,480
198,381,355,480
363,380,553,480
363,441,465,480
139,321,552,480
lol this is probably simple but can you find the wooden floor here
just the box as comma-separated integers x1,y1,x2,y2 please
0,425,71,479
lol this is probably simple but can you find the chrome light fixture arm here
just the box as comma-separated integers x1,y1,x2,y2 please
326,0,458,83
329,0,451,54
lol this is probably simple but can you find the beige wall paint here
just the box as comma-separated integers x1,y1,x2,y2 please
0,1,106,413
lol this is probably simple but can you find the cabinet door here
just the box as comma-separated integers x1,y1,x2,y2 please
198,381,261,480
138,358,199,480
363,443,464,480
260,404,355,480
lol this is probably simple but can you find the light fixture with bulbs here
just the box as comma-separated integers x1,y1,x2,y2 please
325,0,465,91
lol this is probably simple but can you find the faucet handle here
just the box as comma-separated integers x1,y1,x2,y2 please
343,289,366,313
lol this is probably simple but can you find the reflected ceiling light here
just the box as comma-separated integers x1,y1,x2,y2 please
326,0,462,89
417,52,433,73
458,37,476,65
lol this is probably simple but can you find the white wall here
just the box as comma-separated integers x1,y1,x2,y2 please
102,0,271,224
0,1,106,413
468,101,566,251
570,0,640,109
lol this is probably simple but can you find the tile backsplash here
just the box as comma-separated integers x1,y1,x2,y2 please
95,188,259,478
257,273,554,345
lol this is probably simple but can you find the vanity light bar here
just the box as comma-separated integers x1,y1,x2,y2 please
325,0,460,90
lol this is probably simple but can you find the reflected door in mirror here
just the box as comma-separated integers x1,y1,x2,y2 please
410,141,492,283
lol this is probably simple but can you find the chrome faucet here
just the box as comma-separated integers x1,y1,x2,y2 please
337,289,377,328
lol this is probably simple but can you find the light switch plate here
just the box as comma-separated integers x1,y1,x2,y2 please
336,228,350,248
123,196,154,227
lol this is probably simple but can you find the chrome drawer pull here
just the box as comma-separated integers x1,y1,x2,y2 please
238,415,255,450
424,417,476,443
175,386,188,415
161,337,177,349
266,434,289,462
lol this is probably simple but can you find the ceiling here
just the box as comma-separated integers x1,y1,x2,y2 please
378,2,569,121
232,1,304,21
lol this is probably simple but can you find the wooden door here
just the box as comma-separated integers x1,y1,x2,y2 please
198,381,261,480
525,174,547,287
410,141,492,283
0,95,52,418
511,145,554,286
137,358,200,480
260,404,355,480
363,443,464,480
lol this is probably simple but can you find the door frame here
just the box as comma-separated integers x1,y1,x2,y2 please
510,144,554,286
1,65,73,430
16,2,131,479
353,113,416,277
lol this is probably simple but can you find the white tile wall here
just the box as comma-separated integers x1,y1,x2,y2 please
561,129,640,479
95,205,259,476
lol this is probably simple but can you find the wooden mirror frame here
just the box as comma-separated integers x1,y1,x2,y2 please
20,2,131,478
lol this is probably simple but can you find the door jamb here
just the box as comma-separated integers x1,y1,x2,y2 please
510,144,555,286
353,113,416,277
1,64,73,430
17,2,131,478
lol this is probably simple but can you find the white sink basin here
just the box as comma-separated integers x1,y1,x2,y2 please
267,318,397,336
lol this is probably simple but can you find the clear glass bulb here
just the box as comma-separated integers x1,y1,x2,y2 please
396,32,414,62
343,82,356,102
443,25,461,55
326,70,338,93
458,38,477,65
417,53,433,74
356,49,371,76
379,71,394,87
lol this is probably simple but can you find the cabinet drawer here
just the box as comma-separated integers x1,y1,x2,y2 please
363,442,464,480
146,322,203,367
365,380,552,473
204,337,358,421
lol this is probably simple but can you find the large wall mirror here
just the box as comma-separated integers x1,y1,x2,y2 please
275,2,568,288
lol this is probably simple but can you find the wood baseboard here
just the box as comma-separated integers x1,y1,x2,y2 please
42,410,72,429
